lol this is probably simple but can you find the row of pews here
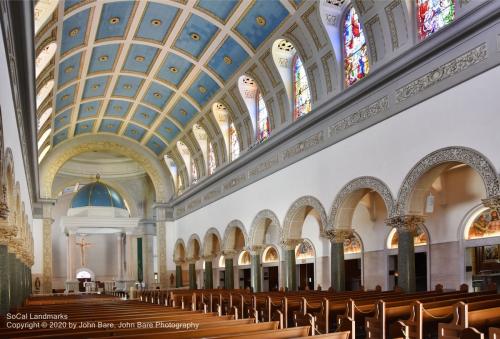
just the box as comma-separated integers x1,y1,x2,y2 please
0,293,348,338
136,284,500,339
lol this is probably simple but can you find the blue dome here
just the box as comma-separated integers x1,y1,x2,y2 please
70,181,126,209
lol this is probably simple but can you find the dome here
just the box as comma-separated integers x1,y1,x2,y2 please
70,181,126,209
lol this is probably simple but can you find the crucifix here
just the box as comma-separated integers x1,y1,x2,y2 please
76,236,92,267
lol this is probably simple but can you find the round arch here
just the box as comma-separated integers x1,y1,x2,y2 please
328,176,395,230
39,134,173,201
173,239,187,262
186,234,202,260
222,219,249,251
282,196,328,240
396,147,499,215
202,227,222,257
249,209,282,247
75,267,95,281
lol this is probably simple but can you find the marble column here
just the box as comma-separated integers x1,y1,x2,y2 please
281,239,301,292
0,229,12,314
175,261,183,288
249,245,264,293
387,215,424,293
65,233,77,290
42,215,54,294
153,204,171,290
188,258,197,289
323,229,352,291
203,256,214,289
9,253,17,307
222,250,236,289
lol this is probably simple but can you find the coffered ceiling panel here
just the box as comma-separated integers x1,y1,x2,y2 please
39,0,304,160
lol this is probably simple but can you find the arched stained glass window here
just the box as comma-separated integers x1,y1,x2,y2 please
343,6,369,87
36,79,54,109
293,56,312,120
38,107,52,131
191,160,198,184
36,42,57,78
229,121,240,161
208,142,216,175
417,0,455,40
256,91,270,142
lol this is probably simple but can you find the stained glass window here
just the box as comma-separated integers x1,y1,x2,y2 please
344,6,369,87
256,91,270,142
208,142,216,175
229,122,240,161
191,160,198,184
417,0,455,40
293,56,312,120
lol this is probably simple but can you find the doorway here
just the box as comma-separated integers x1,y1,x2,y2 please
297,263,314,290
239,268,251,289
263,266,279,291
388,253,427,291
345,259,361,291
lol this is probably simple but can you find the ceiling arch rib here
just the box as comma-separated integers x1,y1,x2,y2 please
40,0,300,167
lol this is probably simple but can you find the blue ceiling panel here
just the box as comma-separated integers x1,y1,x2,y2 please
78,100,102,119
142,82,173,110
58,51,83,86
123,44,159,74
61,8,91,54
82,75,110,99
99,119,122,133
55,84,77,112
146,135,167,155
187,72,220,107
53,128,69,146
54,109,72,131
96,1,135,40
208,37,249,82
124,123,146,141
64,0,84,11
156,53,193,88
196,0,239,23
169,98,197,127
173,14,219,59
235,0,289,50
75,119,95,135
156,117,180,142
132,104,159,127
112,75,144,98
135,2,179,43
88,44,121,74
105,99,131,117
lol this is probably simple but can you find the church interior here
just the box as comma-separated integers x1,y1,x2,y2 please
1,0,500,337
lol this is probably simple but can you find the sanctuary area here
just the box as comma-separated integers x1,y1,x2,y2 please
1,0,500,337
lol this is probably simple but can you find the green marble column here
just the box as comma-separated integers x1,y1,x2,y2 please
19,262,24,301
224,258,234,289
188,262,197,289
331,241,345,291
398,230,416,292
250,254,261,292
9,253,17,308
0,245,9,314
204,258,213,289
175,264,183,288
387,215,423,293
286,249,297,291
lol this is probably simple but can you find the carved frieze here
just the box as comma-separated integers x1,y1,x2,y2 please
282,131,324,160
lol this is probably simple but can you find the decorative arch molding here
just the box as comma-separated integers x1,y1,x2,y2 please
222,219,249,251
202,227,222,256
173,238,186,262
282,195,328,240
249,209,282,246
328,176,396,229
39,135,173,201
396,147,499,215
186,233,202,260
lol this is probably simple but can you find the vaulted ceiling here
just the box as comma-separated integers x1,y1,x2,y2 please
36,0,302,161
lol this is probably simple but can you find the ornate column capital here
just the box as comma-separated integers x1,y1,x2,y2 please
247,244,265,255
201,254,214,262
322,228,353,243
221,249,237,258
174,259,184,266
386,214,425,234
186,257,198,264
482,196,500,209
280,238,302,250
